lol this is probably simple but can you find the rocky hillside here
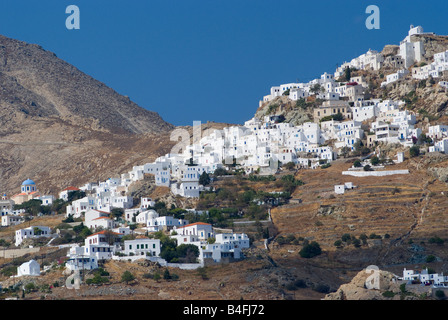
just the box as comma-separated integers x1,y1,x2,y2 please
255,95,313,125
0,34,178,195
0,34,174,135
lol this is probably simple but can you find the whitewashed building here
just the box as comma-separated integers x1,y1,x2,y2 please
15,226,52,246
17,260,40,277
123,238,161,257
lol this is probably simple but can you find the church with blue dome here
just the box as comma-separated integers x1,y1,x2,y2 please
10,178,41,205
21,179,37,193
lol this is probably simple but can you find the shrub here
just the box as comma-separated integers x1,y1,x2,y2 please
334,240,343,248
428,236,444,245
435,290,446,300
299,241,322,258
410,145,420,157
400,283,407,293
294,279,307,288
197,267,209,280
382,291,395,298
313,283,330,293
370,156,380,166
359,233,368,244
363,165,373,171
25,282,37,293
353,160,362,168
425,255,436,263
352,238,361,248
341,233,352,242
0,266,17,277
286,279,307,291
283,162,296,170
163,269,171,280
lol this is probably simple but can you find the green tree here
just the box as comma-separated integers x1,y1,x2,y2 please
332,112,344,121
344,67,352,81
176,244,199,263
283,162,296,170
110,208,124,221
121,270,135,284
199,172,211,186
340,146,351,158
311,84,323,95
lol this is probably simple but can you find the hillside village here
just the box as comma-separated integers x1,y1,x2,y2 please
1,25,448,300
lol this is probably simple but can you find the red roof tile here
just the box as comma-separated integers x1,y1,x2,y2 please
62,186,80,192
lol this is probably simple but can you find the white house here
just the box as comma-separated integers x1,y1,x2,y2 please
66,196,96,218
335,185,345,194
15,226,52,246
86,216,115,231
174,222,214,240
147,215,189,232
381,69,409,87
140,197,155,209
1,215,23,227
428,125,448,140
66,255,98,272
429,138,448,154
199,233,250,263
399,25,427,68
36,195,55,206
59,186,81,201
84,230,123,260
136,209,158,225
402,268,448,286
17,259,40,277
123,238,161,257
84,209,110,224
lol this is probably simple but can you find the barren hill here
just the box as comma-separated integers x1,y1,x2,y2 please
0,34,178,195
0,34,174,135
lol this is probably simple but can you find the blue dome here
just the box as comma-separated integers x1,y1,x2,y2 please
22,179,36,186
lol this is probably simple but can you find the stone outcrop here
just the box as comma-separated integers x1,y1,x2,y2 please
324,269,401,300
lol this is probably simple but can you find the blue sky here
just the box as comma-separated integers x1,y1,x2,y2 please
0,0,447,126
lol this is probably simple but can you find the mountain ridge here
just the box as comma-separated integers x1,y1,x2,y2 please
0,34,174,135
0,33,176,195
